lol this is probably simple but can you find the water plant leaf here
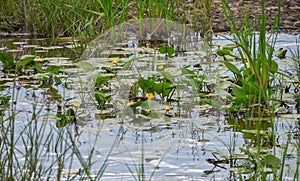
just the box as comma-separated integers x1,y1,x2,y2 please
269,60,278,74
224,61,242,77
16,56,35,70
31,61,43,73
122,56,146,69
201,98,221,108
232,86,244,97
122,59,134,69
161,71,174,82
78,61,94,72
56,108,76,128
95,75,111,89
153,82,171,97
238,147,260,161
95,92,112,109
158,46,175,57
138,78,155,94
223,44,237,51
0,51,15,70
45,66,61,74
140,99,161,110
216,49,234,57
277,49,287,59
54,76,62,86
181,67,195,77
264,154,281,168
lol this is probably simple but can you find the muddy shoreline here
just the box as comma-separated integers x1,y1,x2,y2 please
210,0,300,33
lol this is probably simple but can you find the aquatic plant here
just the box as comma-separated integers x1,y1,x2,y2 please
220,0,282,112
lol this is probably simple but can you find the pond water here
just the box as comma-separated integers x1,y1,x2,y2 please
0,29,299,180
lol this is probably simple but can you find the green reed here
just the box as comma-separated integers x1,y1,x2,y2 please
221,0,281,108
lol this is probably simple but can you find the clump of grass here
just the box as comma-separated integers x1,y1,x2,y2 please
0,0,213,39
288,38,300,80
221,0,281,112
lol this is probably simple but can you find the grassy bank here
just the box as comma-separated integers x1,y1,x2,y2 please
0,0,215,39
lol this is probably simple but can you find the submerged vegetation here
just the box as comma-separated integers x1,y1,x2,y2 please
0,0,300,180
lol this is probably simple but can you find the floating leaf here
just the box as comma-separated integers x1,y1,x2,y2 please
45,66,61,74
56,109,76,128
140,99,161,110
264,154,281,168
161,71,174,82
95,92,112,109
138,78,155,93
31,61,43,73
78,61,93,72
158,46,175,57
153,82,172,97
201,98,221,108
95,75,111,89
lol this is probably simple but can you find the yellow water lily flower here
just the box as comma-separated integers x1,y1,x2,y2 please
73,102,80,107
165,106,171,111
158,65,164,71
147,93,154,100
112,59,118,65
37,58,43,62
216,43,221,48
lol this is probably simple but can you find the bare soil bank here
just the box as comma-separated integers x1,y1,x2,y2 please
210,0,300,33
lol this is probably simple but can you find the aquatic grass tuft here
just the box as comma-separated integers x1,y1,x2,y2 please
221,0,281,110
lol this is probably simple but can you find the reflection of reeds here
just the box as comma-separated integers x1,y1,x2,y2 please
288,38,300,80
0,79,114,180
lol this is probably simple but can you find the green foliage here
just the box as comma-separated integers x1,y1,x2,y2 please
158,46,175,58
95,75,111,89
0,51,61,75
137,77,174,101
277,49,287,59
56,108,76,128
0,0,193,38
95,92,112,109
220,0,281,111
216,48,237,59
264,154,281,168
201,98,221,108
0,51,15,70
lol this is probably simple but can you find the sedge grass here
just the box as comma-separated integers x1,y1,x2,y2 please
0,0,209,39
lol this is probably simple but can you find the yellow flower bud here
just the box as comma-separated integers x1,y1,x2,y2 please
146,93,154,100
112,59,118,65
37,58,43,62
216,43,221,48
158,65,164,71
165,106,171,111
73,102,80,107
